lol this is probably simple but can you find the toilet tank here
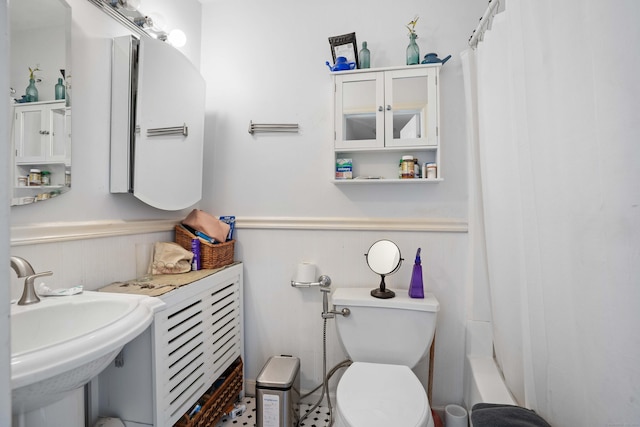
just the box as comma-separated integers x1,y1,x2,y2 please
332,288,439,368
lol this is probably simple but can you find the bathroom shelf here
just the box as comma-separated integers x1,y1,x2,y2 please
333,178,443,184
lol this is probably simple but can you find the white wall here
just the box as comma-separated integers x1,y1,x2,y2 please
10,24,66,102
200,0,483,219
199,0,487,408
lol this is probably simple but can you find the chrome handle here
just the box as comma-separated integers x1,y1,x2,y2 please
147,124,188,137
322,307,350,319
378,106,383,112
386,105,392,111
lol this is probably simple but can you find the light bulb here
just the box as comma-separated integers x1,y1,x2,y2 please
167,29,187,48
148,13,167,32
121,0,140,11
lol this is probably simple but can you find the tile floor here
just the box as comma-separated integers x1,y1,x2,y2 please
216,396,332,427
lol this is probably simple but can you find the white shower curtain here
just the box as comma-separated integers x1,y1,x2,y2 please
463,0,640,425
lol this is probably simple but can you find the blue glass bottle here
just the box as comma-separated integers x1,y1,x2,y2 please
406,33,420,66
25,79,38,102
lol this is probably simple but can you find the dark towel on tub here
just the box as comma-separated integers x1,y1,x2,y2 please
471,403,552,427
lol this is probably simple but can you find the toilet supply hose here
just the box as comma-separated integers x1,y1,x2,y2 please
298,317,351,427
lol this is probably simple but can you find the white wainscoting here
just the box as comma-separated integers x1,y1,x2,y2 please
10,216,469,408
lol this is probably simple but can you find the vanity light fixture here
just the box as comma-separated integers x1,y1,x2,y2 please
87,0,187,47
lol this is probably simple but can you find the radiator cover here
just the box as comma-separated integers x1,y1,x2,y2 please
96,263,244,426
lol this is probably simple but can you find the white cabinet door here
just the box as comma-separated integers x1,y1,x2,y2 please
384,67,438,147
110,36,206,211
334,72,384,149
14,105,44,162
133,37,206,210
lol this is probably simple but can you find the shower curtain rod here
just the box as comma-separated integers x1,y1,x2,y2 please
468,0,501,48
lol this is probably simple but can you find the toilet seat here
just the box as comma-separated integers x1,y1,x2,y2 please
336,362,433,427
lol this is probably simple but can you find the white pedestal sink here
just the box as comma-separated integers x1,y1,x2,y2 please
11,291,164,415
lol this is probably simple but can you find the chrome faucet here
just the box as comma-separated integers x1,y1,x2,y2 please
10,256,53,305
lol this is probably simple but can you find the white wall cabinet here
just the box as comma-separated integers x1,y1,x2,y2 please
11,101,70,204
96,263,244,427
13,100,67,164
332,64,442,183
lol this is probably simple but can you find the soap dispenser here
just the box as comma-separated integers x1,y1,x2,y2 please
408,248,424,298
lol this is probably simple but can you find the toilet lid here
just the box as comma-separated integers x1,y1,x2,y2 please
337,362,430,427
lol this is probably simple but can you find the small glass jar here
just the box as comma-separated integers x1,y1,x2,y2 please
17,176,28,187
28,169,41,186
41,170,51,186
401,155,415,179
426,163,437,179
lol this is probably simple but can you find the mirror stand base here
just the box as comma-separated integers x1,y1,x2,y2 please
371,276,395,299
371,288,395,299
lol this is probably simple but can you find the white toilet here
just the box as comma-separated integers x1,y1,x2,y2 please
331,287,440,427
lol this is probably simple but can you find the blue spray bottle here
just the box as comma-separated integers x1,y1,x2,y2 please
409,248,424,298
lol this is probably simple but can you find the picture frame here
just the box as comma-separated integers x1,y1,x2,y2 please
328,32,359,67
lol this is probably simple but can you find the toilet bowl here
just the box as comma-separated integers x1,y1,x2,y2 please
331,288,440,427
334,362,433,427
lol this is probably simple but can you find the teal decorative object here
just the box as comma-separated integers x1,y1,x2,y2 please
406,33,420,65
55,78,65,100
359,41,370,69
25,79,38,102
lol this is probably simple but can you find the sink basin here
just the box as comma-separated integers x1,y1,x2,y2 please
11,291,164,414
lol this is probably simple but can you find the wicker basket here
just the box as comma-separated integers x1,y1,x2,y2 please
175,357,243,427
175,224,235,269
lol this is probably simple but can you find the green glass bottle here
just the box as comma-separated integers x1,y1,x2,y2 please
406,33,420,65
359,41,370,69
55,78,65,100
25,79,38,102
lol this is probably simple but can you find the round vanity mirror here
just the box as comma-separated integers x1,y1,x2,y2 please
365,239,403,299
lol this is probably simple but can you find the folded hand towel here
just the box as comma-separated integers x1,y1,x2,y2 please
151,242,193,274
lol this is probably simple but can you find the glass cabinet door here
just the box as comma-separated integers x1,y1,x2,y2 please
384,68,438,147
16,107,45,161
334,73,384,149
49,107,67,161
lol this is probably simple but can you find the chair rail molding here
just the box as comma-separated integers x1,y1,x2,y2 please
11,216,468,246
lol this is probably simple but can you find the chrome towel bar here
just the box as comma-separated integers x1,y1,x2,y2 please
248,120,299,135
147,124,188,137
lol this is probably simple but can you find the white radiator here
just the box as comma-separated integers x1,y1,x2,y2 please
97,263,244,427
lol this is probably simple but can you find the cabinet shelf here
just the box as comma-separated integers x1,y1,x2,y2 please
16,161,66,166
333,178,443,184
14,185,65,191
335,145,438,154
